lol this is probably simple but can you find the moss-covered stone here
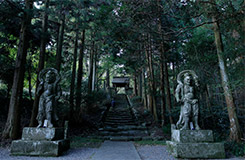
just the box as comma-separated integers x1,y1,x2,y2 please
171,129,213,143
166,141,225,159
22,127,64,141
10,139,70,157
10,127,69,157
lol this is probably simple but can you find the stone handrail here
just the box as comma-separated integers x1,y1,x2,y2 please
126,95,140,121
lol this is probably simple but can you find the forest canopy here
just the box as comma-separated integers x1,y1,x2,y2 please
0,0,244,151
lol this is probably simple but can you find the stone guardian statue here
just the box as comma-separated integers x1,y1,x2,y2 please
36,68,61,128
175,70,200,130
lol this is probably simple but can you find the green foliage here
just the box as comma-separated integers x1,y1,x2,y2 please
225,141,245,157
70,136,103,148
134,140,166,146
162,124,171,135
85,90,107,106
0,0,244,145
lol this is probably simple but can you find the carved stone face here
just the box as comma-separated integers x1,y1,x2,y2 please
184,76,191,85
45,71,56,83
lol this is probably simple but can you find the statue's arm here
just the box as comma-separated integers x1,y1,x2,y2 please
175,84,182,103
55,85,62,100
37,82,44,96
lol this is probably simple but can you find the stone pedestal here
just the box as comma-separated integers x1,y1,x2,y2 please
11,127,70,157
167,129,225,159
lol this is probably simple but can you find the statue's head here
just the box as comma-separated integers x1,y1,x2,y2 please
45,71,56,83
184,73,191,85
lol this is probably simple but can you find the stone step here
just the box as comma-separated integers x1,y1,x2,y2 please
107,112,132,116
107,111,131,113
106,114,132,117
105,120,135,123
104,124,138,128
106,115,133,118
106,117,134,121
100,130,148,137
100,126,147,132
99,136,145,141
104,122,138,126
106,115,133,119
106,116,133,119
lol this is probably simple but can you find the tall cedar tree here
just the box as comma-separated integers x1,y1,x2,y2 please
30,0,50,127
3,0,33,139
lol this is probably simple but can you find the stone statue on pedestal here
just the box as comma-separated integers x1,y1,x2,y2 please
36,68,61,128
167,70,225,159
10,68,70,157
175,70,200,130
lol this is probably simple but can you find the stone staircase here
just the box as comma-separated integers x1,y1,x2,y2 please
99,94,149,141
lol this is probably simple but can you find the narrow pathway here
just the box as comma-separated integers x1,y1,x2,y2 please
0,144,243,160
90,141,141,160
99,94,149,141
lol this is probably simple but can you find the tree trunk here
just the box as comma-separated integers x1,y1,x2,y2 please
56,11,65,72
88,40,94,94
146,35,158,121
92,47,97,92
160,52,166,126
142,68,148,109
2,0,33,139
29,0,49,127
138,71,142,98
157,0,173,124
133,73,138,96
164,61,173,124
212,15,242,142
69,26,79,118
28,61,32,100
76,29,85,110
85,51,89,73
206,84,216,129
106,68,110,89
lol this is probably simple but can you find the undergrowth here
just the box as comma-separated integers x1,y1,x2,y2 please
70,137,103,148
134,140,166,146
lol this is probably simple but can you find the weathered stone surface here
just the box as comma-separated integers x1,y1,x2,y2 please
171,129,213,143
91,141,141,160
175,70,201,130
36,68,61,128
10,139,70,157
22,127,64,141
166,141,225,159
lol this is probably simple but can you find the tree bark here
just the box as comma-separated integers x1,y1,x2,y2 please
69,26,79,117
88,40,94,94
164,61,173,124
27,59,33,100
212,15,242,142
92,47,97,92
145,34,158,121
160,52,166,126
2,0,33,139
133,73,138,96
76,29,85,110
142,68,148,109
56,11,65,72
138,71,142,98
106,68,110,89
29,0,49,127
157,0,173,124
